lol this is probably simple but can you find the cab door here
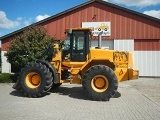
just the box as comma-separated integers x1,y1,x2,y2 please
62,30,90,62
70,31,89,62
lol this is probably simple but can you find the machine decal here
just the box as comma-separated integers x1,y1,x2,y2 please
113,51,128,67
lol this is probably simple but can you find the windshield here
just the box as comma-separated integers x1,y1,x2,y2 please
62,36,70,50
72,31,84,50
62,31,85,51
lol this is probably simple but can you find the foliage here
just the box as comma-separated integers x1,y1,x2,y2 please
0,73,12,83
10,73,19,83
0,73,19,83
5,25,55,72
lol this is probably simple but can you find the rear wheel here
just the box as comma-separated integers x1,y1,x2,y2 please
82,65,118,101
18,62,53,97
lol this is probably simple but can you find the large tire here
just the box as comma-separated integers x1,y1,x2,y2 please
82,65,118,101
18,62,53,97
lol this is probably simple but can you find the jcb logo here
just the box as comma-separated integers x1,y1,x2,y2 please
94,23,109,31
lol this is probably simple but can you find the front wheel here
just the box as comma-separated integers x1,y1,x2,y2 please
82,65,118,101
18,62,53,97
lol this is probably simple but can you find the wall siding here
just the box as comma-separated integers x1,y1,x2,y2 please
1,51,11,73
134,39,160,51
134,51,160,76
114,39,134,52
42,2,160,40
91,40,114,49
134,39,160,76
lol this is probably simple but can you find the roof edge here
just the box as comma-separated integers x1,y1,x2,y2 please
98,0,160,22
1,0,160,40
0,0,93,40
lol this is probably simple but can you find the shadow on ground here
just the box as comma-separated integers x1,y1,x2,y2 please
10,86,121,100
50,86,89,100
10,90,24,97
50,86,121,100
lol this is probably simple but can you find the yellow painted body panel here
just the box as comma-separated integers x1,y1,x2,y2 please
89,49,138,82
90,48,114,62
128,69,139,80
50,29,138,84
71,75,81,84
51,47,138,84
128,52,134,68
62,62,85,68
115,68,139,82
114,68,129,82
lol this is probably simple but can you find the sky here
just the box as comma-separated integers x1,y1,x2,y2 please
0,0,160,37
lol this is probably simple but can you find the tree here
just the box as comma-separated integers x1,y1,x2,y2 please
5,25,55,72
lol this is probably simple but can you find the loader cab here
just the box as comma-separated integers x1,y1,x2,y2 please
62,28,92,62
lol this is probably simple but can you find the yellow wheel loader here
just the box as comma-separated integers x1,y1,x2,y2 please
13,28,138,101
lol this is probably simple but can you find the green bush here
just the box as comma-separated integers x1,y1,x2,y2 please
0,73,12,83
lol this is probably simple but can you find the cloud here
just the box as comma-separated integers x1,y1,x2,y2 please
35,14,50,22
17,17,33,27
22,18,34,26
23,20,31,26
143,10,160,19
108,0,160,7
17,17,23,21
0,11,20,29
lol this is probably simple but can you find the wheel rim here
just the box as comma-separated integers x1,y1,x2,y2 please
25,72,41,88
91,75,109,92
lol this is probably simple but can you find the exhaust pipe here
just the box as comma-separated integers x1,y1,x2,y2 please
98,31,103,49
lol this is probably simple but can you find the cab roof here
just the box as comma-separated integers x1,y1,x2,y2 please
65,28,93,36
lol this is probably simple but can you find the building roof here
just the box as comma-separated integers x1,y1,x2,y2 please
0,0,160,40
